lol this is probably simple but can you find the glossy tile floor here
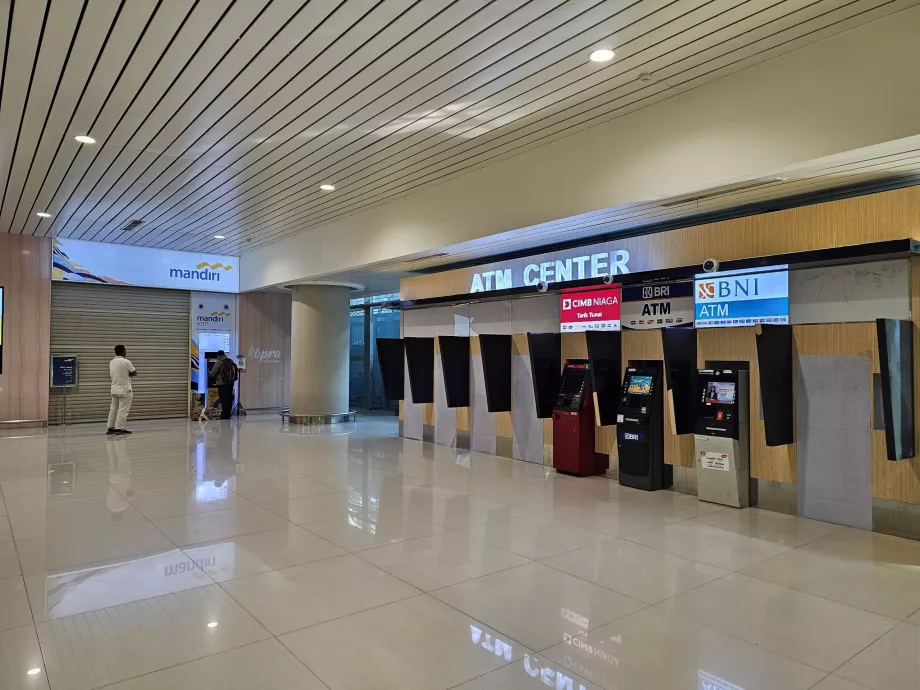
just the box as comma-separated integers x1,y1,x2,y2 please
2,416,920,690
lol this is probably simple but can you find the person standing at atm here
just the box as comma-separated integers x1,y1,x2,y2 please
107,344,136,435
209,350,238,420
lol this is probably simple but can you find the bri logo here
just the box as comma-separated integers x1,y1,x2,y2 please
170,262,233,282
622,432,641,441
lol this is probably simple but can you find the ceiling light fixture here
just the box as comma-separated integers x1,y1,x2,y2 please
36,212,51,218
207,622,219,628
589,49,615,63
74,135,96,144
27,669,42,676
214,235,225,239
319,184,335,191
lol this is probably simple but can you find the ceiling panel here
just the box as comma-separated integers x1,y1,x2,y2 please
0,0,915,258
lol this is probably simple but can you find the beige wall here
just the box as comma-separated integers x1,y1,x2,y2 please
242,7,920,290
238,291,292,411
0,234,51,425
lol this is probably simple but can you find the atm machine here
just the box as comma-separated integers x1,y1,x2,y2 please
694,369,751,507
552,360,606,476
616,364,671,490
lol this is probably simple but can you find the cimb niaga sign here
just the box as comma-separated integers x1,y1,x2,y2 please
560,286,621,332
469,248,630,293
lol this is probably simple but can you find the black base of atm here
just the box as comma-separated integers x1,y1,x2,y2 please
616,363,672,492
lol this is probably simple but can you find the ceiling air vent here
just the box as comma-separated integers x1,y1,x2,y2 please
121,219,146,231
660,177,786,208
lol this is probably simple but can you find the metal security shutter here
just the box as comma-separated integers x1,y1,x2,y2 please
50,283,190,424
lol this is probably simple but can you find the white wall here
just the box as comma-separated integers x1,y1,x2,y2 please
789,260,910,324
242,8,920,291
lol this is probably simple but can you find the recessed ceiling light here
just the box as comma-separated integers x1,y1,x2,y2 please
27,668,42,676
74,135,96,144
207,621,219,628
214,235,225,239
589,49,615,63
36,212,51,218
319,184,335,191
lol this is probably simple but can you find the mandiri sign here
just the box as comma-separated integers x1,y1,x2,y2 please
53,238,240,293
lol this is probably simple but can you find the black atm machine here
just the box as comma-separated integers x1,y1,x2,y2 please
615,363,671,491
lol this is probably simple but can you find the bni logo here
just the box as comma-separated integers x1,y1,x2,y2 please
698,281,715,299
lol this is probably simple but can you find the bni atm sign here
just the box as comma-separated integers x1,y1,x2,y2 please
694,266,789,328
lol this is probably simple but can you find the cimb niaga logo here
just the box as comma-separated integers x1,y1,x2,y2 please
563,295,618,310
247,345,282,363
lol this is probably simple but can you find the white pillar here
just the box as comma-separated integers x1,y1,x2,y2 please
289,284,351,415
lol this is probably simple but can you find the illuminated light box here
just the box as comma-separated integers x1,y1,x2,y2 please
560,286,621,332
694,266,789,328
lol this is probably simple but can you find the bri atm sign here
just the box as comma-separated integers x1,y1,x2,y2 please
694,266,789,328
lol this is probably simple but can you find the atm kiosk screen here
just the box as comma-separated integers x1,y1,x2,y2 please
627,375,653,395
705,381,736,404
622,374,654,412
699,377,737,424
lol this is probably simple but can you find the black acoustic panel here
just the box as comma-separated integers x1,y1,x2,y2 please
375,338,404,401
479,334,512,412
585,330,621,426
876,318,915,460
404,337,435,404
661,328,698,435
438,336,471,408
528,332,561,419
755,325,794,446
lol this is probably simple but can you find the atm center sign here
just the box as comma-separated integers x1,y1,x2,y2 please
694,267,789,328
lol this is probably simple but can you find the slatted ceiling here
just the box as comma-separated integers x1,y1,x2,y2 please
132,0,555,248
49,282,190,424
16,0,163,239
145,0,753,248
0,1,913,256
163,0,913,254
62,0,240,235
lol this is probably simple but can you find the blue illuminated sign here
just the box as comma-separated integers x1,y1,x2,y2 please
694,266,789,328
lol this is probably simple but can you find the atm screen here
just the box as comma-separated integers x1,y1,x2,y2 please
704,381,736,404
626,375,653,395
562,374,583,395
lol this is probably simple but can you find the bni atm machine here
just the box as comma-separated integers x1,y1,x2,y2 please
616,364,671,490
694,369,752,507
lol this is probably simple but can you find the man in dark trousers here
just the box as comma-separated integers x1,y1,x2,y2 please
209,350,238,420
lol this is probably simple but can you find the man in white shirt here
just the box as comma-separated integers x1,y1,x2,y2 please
108,344,137,435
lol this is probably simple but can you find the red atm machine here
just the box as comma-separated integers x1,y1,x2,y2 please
552,359,605,476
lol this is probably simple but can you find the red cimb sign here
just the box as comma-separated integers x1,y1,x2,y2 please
560,286,621,332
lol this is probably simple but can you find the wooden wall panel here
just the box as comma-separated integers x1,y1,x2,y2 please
238,291,292,411
892,256,920,502
402,186,920,301
697,328,796,483
0,235,51,425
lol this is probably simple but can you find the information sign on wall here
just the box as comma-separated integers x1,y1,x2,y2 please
560,286,621,332
621,282,694,329
53,238,240,293
51,355,78,388
694,266,789,328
